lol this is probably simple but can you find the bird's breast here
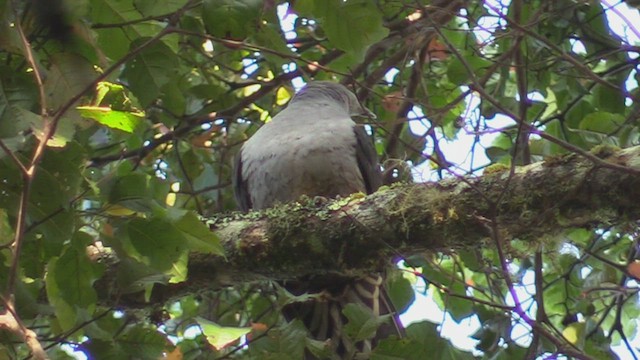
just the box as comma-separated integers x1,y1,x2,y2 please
243,119,366,209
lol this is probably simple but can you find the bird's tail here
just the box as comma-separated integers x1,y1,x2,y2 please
282,274,404,359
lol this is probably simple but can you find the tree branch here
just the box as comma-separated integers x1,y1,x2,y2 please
100,145,640,307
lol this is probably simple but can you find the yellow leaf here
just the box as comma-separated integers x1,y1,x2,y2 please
562,323,585,346
103,204,137,217
276,86,292,105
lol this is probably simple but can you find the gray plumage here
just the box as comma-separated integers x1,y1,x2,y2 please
234,81,381,211
233,81,401,358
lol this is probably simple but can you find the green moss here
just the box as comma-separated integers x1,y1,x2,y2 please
382,184,477,247
484,163,510,175
590,144,620,159
542,153,575,167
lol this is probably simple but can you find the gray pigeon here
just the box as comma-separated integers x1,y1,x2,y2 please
233,81,402,358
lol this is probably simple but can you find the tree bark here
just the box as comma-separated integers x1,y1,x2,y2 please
106,145,640,306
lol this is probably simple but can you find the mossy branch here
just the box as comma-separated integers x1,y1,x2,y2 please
104,145,640,306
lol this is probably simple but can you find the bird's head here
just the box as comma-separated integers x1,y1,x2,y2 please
291,81,376,119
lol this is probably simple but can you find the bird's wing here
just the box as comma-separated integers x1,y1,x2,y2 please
353,125,382,194
232,149,252,212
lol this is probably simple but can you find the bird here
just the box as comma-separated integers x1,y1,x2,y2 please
233,81,403,358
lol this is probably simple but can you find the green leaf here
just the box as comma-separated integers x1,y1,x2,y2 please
317,0,388,61
246,319,307,359
0,1,22,54
91,0,162,59
343,303,392,341
579,111,625,134
122,217,188,272
114,258,170,293
442,282,474,322
447,56,492,86
46,238,104,330
196,317,251,350
0,208,13,246
565,98,596,129
202,0,263,40
457,250,483,272
472,325,500,352
170,209,224,255
485,133,513,162
490,344,529,360
386,272,415,314
16,107,75,148
27,142,85,254
121,37,179,107
79,338,127,359
118,326,169,360
252,23,294,67
45,52,96,111
105,172,155,211
471,310,512,354
134,0,185,17
373,321,475,360
94,82,137,111
565,228,593,246
0,66,38,141
77,106,144,133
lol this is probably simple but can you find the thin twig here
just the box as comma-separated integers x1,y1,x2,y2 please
0,139,28,175
488,214,596,360
0,296,47,360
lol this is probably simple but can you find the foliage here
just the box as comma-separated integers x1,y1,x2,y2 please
0,0,639,359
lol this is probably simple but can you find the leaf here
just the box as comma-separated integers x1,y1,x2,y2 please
313,0,388,62
373,321,475,360
120,37,179,107
485,132,513,162
442,282,474,322
105,172,154,208
472,325,500,352
118,326,169,360
27,142,85,254
122,217,188,272
44,52,96,111
16,107,74,147
91,0,163,59
447,56,492,86
77,106,144,133
94,82,135,111
202,0,263,40
252,23,294,67
343,303,392,341
0,66,38,139
245,319,307,359
196,317,251,350
114,258,170,293
167,250,189,283
134,0,185,17
46,238,104,330
0,208,13,246
488,344,529,360
79,338,127,359
0,2,22,53
562,323,585,347
103,203,138,217
386,272,415,314
579,111,625,134
170,209,224,255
